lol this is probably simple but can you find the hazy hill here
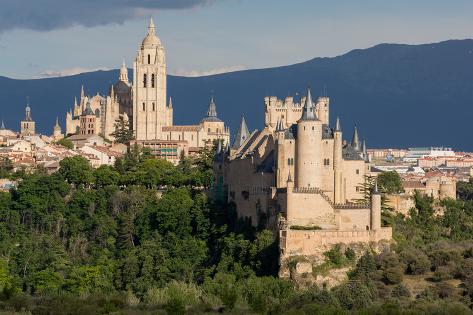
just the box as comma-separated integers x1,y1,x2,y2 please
1,39,473,150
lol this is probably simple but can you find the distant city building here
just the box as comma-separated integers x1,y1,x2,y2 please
403,147,455,162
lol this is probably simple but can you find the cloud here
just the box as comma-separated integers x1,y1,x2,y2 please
37,66,110,78
0,0,217,33
172,65,248,77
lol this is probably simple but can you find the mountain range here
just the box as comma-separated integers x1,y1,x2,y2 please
1,39,473,150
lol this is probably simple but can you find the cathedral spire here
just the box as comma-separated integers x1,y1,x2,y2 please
351,126,360,151
299,86,316,121
110,84,115,99
0,120,5,130
148,17,156,35
74,97,78,107
80,85,85,99
207,94,217,117
232,115,250,149
362,140,369,162
55,116,59,127
119,59,129,83
168,96,173,108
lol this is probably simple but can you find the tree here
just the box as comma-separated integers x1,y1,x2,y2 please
94,165,120,188
59,156,93,187
0,157,13,178
378,171,403,194
56,138,74,150
111,116,134,145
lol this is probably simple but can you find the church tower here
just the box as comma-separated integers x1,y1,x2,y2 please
133,18,168,140
20,101,35,136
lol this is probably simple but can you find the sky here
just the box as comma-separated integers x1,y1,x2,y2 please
1,0,473,79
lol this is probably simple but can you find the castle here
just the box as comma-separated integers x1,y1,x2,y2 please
65,18,230,151
214,88,392,270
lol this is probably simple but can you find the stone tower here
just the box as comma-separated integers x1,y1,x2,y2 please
53,117,62,140
133,18,169,140
20,101,35,136
295,87,323,188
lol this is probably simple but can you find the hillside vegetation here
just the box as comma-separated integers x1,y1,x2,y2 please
0,150,473,314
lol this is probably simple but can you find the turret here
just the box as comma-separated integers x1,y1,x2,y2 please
295,87,323,188
370,182,381,231
333,117,343,203
351,126,360,151
286,171,294,221
275,117,287,187
316,97,330,125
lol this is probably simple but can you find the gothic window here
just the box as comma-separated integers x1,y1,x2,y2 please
208,128,211,133
356,169,359,174
151,74,155,88
142,103,145,111
148,54,151,64
152,102,155,111
288,158,290,165
143,74,147,87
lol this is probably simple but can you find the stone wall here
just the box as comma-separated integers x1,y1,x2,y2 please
279,227,392,258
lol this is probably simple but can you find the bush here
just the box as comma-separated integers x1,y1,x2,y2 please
401,247,431,275
391,283,410,298
324,244,346,267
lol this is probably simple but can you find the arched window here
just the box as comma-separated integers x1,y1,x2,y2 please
152,102,155,111
151,74,155,88
208,128,211,133
142,103,145,111
148,54,151,64
143,74,147,87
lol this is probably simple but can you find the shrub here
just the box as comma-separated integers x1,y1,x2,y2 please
391,283,410,298
401,248,431,275
324,244,346,267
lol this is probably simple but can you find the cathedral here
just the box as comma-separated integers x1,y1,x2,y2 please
65,18,229,149
214,87,392,270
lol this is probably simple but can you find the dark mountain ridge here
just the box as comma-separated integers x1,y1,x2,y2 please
1,39,472,150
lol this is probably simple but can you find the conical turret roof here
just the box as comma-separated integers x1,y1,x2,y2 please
232,115,250,149
299,87,316,121
351,126,360,151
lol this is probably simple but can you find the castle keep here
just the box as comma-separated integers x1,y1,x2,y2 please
215,87,392,267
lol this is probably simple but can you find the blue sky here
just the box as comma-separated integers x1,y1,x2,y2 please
1,0,473,79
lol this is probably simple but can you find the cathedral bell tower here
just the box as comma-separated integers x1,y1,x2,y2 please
133,18,168,140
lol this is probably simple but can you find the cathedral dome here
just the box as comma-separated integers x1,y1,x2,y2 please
141,18,162,48
114,81,131,94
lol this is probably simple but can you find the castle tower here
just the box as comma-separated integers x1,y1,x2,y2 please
295,87,322,188
275,118,287,187
333,117,344,203
370,182,381,231
20,101,35,136
232,115,250,149
53,117,62,140
316,97,330,125
133,17,167,140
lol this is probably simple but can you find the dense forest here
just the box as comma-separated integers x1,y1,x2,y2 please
1,147,473,314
